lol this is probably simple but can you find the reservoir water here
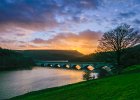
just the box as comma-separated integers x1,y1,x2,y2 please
0,67,84,100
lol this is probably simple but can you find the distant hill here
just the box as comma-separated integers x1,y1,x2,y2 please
17,50,84,61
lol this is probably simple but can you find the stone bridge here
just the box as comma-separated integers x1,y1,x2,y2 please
36,61,113,70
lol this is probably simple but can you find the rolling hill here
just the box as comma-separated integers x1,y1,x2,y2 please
17,50,84,61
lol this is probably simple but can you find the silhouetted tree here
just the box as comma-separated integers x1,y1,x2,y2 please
97,24,140,71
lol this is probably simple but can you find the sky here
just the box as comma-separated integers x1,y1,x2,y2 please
0,0,140,54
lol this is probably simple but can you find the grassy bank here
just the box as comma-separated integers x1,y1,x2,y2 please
10,65,140,100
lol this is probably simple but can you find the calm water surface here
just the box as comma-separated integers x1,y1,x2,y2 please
0,67,84,100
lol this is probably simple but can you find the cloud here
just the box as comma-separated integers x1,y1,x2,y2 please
133,19,140,24
18,45,26,48
16,33,26,36
0,0,59,33
0,39,16,43
119,11,136,18
0,0,58,23
1,0,139,35
0,0,102,40
32,38,47,44
0,0,99,31
30,30,101,54
19,44,37,48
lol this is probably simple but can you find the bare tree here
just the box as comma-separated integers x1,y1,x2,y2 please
97,23,140,70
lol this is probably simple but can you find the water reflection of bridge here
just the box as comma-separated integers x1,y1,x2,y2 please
36,61,113,70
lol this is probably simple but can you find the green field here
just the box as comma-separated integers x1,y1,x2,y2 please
10,65,140,100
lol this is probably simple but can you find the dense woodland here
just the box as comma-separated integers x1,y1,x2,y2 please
0,47,35,70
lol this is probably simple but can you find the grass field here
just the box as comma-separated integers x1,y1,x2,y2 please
10,65,140,100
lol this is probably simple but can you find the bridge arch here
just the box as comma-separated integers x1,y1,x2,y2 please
73,64,81,70
54,64,61,68
86,65,94,71
47,64,53,67
63,64,70,68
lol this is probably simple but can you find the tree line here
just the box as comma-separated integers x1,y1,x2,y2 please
0,48,35,70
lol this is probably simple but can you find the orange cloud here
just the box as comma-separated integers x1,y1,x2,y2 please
30,30,101,54
0,29,101,54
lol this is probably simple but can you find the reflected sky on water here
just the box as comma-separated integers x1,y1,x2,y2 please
0,67,84,100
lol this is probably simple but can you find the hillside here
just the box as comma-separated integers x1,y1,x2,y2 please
10,65,140,100
71,45,140,66
18,50,84,61
0,48,34,70
121,44,140,66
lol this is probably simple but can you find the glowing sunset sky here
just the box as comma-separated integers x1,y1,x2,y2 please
0,0,140,54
